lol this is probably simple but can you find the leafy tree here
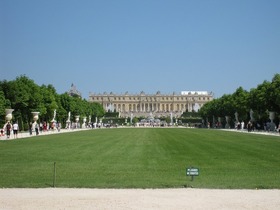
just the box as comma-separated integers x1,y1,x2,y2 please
0,80,12,109
248,80,271,118
55,94,67,124
7,76,42,125
268,74,280,113
0,91,7,125
132,117,139,125
90,102,105,119
166,116,171,124
199,98,219,120
219,94,234,117
0,91,7,114
0,75,106,129
40,84,58,121
59,93,75,114
231,87,249,121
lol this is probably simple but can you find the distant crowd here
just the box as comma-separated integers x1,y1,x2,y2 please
207,120,280,134
2,119,280,140
235,120,280,133
1,121,62,140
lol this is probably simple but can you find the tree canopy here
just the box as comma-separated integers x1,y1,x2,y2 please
199,73,280,126
0,75,104,128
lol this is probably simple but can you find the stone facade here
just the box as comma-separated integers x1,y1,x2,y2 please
89,91,213,118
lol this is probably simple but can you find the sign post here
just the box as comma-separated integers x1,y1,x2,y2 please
53,162,56,187
186,167,199,181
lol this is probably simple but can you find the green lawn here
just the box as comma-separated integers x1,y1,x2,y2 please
0,128,279,189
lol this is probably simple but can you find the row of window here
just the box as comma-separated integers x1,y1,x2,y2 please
107,103,195,112
91,96,211,101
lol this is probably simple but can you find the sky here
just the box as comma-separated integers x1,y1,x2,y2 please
1,0,279,99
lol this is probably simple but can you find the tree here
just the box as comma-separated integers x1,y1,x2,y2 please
7,76,43,126
90,102,105,119
132,117,139,125
40,84,58,121
268,74,280,113
231,87,249,121
0,75,106,130
55,94,67,124
0,91,7,125
248,80,270,117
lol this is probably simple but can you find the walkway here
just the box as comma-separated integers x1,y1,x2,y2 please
0,128,88,140
223,128,280,137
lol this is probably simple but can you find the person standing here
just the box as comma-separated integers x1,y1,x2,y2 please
5,122,12,139
13,121,19,139
29,122,33,135
35,122,39,135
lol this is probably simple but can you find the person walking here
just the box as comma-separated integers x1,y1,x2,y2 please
13,121,19,139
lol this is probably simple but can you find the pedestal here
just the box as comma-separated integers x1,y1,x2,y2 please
82,117,87,129
5,109,14,122
75,115,80,128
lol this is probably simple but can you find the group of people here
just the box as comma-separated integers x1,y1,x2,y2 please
1,120,63,140
235,121,254,131
1,121,19,139
28,121,61,136
235,120,280,133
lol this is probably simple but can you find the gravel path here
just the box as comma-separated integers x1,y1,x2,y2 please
1,188,280,210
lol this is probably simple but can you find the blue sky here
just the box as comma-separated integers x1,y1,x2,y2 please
1,0,279,99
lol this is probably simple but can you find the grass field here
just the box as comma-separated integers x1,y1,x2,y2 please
0,128,279,189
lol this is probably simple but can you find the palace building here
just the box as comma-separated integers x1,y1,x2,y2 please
89,91,214,118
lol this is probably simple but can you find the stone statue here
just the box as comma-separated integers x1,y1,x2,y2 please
234,112,238,122
250,109,254,122
52,109,56,122
67,112,71,122
66,112,71,129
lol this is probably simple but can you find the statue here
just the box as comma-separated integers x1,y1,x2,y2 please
82,117,87,129
52,109,57,122
75,115,80,128
225,116,230,129
31,112,40,135
234,112,238,122
250,109,254,122
66,112,71,129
